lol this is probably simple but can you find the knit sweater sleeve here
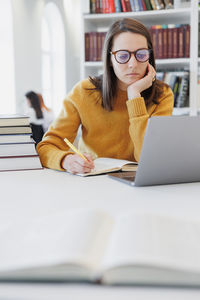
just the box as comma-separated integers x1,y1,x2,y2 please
126,86,174,162
37,85,82,171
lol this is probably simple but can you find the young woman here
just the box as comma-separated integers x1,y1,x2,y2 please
37,18,174,174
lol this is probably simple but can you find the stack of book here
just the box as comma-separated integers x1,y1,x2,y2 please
0,114,43,172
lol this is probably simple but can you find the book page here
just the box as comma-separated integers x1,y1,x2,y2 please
0,209,113,276
78,158,137,176
101,213,200,273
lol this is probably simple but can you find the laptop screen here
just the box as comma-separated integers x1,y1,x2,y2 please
109,116,200,186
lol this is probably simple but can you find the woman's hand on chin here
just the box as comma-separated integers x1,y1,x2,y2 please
127,64,156,100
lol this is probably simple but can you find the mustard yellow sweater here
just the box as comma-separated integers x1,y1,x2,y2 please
37,78,174,171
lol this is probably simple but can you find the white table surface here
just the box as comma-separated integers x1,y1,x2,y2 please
0,168,200,299
0,282,200,300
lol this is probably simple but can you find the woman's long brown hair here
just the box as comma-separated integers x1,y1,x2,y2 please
89,18,165,111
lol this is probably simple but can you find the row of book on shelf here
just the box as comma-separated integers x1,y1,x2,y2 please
0,115,43,172
85,24,190,61
90,0,174,14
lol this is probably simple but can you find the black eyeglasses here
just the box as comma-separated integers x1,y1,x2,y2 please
110,48,152,64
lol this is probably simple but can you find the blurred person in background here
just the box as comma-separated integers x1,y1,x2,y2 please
25,91,44,145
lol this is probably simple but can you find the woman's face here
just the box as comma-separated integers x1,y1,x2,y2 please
111,32,149,90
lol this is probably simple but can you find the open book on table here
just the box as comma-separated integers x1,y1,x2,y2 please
76,157,138,176
1,209,200,286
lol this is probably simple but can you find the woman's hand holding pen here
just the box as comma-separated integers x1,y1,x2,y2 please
62,154,94,174
127,64,156,100
63,138,94,174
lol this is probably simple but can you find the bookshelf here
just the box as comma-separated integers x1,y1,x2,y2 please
80,0,199,116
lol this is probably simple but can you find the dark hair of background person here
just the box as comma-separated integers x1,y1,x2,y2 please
37,93,51,112
25,91,43,119
89,18,165,111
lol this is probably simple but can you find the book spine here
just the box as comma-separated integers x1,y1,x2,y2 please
102,0,110,13
114,0,122,11
162,25,168,59
99,0,103,12
93,32,98,61
149,26,157,59
85,33,90,61
141,0,147,10
120,0,127,11
172,25,179,59
97,32,101,61
95,0,101,13
176,72,189,107
90,0,96,13
98,32,106,61
184,24,190,58
169,74,178,101
137,0,144,10
89,32,94,61
133,0,141,11
124,0,132,11
173,76,181,106
178,25,184,58
157,25,163,59
167,24,174,58
99,32,106,61
154,25,160,59
108,0,116,12
144,0,153,10
150,0,157,10
129,0,136,11
88,32,91,61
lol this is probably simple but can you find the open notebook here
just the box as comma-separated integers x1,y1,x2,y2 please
76,157,137,176
1,209,200,286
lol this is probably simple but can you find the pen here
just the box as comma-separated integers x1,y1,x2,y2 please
64,138,88,162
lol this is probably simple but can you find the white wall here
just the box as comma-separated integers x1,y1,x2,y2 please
11,0,81,114
12,0,43,113
64,0,82,90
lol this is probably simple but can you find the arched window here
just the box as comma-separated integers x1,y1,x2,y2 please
41,3,66,116
0,0,15,113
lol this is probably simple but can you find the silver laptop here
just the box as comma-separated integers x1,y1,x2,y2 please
109,116,200,186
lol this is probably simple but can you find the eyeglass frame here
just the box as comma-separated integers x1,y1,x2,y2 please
110,48,152,64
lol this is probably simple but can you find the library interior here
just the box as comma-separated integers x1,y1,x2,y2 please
1,1,200,299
